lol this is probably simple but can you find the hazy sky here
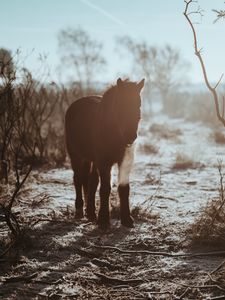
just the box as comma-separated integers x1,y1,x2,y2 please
0,0,225,84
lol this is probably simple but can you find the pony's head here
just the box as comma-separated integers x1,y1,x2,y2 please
115,78,145,145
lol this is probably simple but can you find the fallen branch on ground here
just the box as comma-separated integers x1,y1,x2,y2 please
211,259,225,275
171,280,225,292
30,217,79,227
210,296,225,300
74,247,102,259
3,272,38,283
94,272,144,285
92,258,119,270
93,245,225,258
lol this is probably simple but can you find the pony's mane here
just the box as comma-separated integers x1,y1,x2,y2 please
102,79,134,104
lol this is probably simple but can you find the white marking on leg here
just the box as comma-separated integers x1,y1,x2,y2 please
118,145,134,186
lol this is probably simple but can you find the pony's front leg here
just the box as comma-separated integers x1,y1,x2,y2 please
97,165,111,229
118,184,133,227
118,146,134,227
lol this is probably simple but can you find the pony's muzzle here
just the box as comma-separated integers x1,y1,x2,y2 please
126,133,137,145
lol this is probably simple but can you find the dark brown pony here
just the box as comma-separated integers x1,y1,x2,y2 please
65,78,144,229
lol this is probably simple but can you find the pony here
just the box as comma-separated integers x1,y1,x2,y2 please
65,78,145,229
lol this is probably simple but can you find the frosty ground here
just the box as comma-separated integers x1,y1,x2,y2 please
1,114,225,299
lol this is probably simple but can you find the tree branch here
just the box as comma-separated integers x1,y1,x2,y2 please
183,0,225,127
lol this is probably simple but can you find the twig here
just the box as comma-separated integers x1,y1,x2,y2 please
0,205,21,236
206,271,220,284
94,272,144,285
92,258,119,270
8,164,32,211
211,259,225,275
1,164,32,236
143,171,162,205
30,217,77,227
94,245,225,258
0,240,16,259
33,278,62,285
171,280,225,292
212,8,225,24
210,296,225,300
177,287,191,299
148,290,173,297
74,247,102,259
3,272,38,283
214,73,224,90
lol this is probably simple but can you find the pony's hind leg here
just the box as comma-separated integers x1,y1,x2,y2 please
82,160,91,207
86,163,99,221
97,165,112,229
71,160,84,219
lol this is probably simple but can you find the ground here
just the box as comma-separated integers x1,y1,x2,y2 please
1,114,225,299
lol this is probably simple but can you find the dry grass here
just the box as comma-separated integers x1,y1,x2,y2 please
190,162,225,247
138,141,159,155
130,205,159,222
144,173,161,185
171,152,204,170
149,123,182,140
110,201,159,223
211,130,225,144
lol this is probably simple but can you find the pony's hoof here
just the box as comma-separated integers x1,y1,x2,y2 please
98,222,110,230
121,217,134,228
75,208,84,219
97,210,110,229
97,216,110,230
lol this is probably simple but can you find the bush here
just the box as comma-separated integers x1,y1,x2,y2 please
211,130,225,144
171,152,204,170
190,162,225,246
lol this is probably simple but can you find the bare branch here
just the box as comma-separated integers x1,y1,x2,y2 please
214,73,224,89
212,9,225,23
222,96,225,119
184,0,225,127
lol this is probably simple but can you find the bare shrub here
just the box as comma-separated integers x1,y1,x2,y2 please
1,48,104,172
138,141,159,155
187,91,219,125
161,89,220,126
117,36,190,116
58,27,106,93
144,173,161,185
0,57,32,237
211,130,225,144
0,54,36,251
110,201,158,223
131,205,159,222
14,70,61,166
0,43,104,255
190,162,225,246
171,152,204,170
149,123,182,140
161,90,189,119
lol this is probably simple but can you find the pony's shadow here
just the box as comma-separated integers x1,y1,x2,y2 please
0,216,133,298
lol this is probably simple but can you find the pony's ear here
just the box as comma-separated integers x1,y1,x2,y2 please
137,78,145,91
117,78,123,88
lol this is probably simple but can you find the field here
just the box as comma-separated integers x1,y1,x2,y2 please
1,112,225,300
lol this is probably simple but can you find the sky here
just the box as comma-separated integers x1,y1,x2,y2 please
0,0,225,84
